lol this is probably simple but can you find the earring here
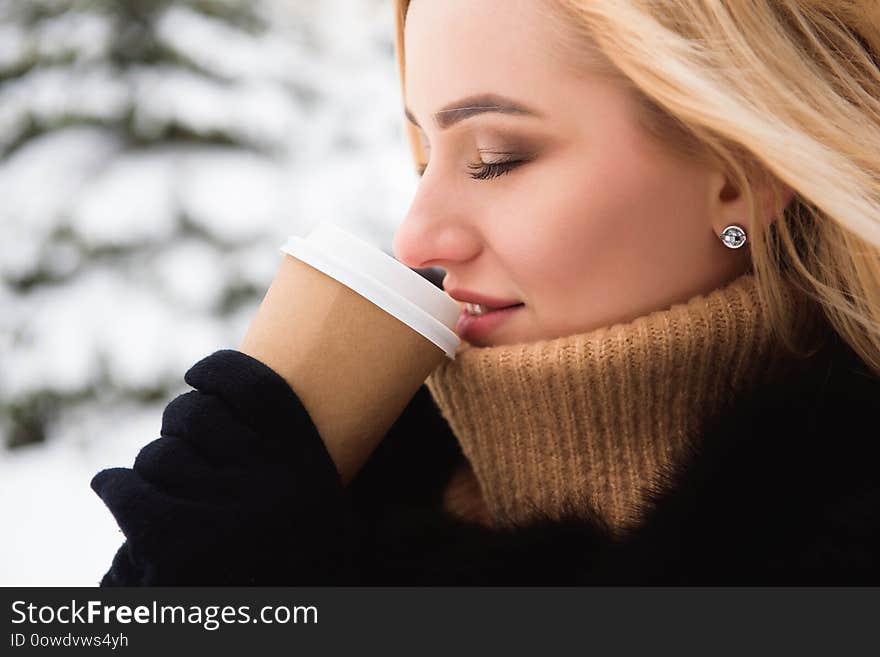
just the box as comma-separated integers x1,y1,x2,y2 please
719,224,747,249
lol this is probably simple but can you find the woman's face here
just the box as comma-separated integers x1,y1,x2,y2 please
392,0,765,348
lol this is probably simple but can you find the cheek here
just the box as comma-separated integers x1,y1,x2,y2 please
498,151,662,295
491,145,709,337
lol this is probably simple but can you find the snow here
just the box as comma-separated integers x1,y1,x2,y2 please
0,0,419,586
0,23,28,71
1,264,232,397
131,65,304,150
71,151,179,247
177,147,292,241
0,127,123,278
35,10,113,62
155,5,309,83
149,238,230,313
0,65,130,151
0,398,177,587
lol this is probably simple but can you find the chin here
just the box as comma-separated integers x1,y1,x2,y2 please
468,330,531,349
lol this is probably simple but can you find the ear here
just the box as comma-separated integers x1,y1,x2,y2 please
710,172,795,234
763,182,795,227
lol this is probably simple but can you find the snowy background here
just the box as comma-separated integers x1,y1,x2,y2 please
0,0,427,586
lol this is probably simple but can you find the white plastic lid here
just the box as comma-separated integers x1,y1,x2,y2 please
280,222,461,359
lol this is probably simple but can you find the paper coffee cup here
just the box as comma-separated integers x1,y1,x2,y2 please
239,221,460,485
279,223,461,359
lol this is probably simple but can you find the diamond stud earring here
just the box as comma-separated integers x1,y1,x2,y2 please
720,224,747,249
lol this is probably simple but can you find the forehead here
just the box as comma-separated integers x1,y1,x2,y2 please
403,0,581,118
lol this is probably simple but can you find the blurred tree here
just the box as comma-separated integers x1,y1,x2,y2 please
0,0,328,448
0,0,413,586
0,0,286,159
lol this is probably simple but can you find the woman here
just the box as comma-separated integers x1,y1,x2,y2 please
91,0,880,585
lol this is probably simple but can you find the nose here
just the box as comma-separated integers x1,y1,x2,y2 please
392,191,482,270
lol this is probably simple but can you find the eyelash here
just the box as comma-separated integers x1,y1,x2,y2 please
416,159,524,180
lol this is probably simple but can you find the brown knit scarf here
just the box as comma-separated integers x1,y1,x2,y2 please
425,272,811,535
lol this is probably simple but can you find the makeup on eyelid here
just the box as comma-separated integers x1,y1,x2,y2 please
416,137,539,178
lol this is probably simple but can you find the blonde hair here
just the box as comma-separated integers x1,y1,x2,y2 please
392,0,880,376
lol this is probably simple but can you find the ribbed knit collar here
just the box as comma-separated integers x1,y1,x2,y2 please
425,272,809,535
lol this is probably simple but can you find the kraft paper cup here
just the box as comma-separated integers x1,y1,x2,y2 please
279,222,460,359
239,222,460,484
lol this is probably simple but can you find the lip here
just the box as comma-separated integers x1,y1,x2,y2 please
455,303,525,344
444,288,522,309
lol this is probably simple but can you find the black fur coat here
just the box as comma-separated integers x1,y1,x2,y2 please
91,331,880,585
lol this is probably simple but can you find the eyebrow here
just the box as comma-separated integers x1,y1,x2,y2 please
404,93,543,131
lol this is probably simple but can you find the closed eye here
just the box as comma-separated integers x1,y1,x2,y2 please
467,159,524,180
416,159,525,180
